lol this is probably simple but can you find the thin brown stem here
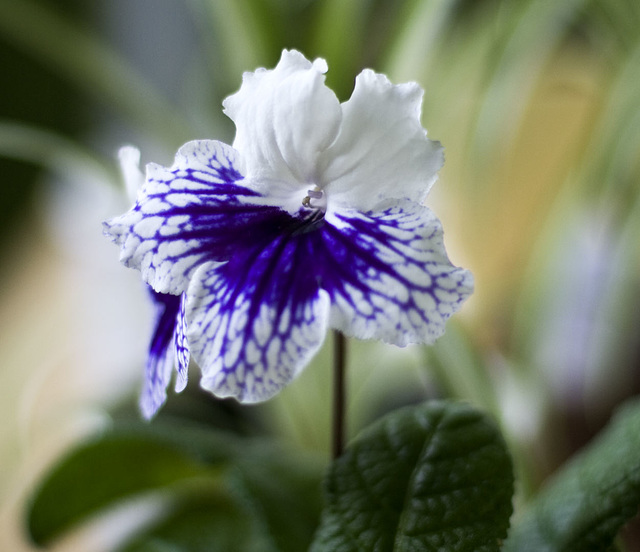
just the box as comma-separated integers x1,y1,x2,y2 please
332,330,347,459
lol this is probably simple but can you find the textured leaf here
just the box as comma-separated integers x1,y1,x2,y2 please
310,400,514,552
26,421,239,545
503,399,640,552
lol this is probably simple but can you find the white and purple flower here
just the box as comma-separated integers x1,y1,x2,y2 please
104,50,473,417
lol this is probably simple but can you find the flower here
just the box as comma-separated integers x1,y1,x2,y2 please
104,50,473,412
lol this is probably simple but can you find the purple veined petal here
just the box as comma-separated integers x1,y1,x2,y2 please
184,200,469,403
103,140,283,295
174,292,190,393
140,288,184,419
321,201,474,346
185,218,331,403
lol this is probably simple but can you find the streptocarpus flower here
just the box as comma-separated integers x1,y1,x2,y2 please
104,50,473,415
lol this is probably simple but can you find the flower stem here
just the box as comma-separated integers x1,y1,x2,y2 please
332,330,347,459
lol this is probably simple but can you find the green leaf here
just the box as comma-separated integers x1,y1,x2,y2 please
26,421,239,545
227,446,325,552
28,418,326,551
118,491,264,552
503,399,640,552
310,400,514,552
117,440,324,552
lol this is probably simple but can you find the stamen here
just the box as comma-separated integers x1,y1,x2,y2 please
302,186,324,208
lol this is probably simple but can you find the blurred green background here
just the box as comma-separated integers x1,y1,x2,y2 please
0,0,639,549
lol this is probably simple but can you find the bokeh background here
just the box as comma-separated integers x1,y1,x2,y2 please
1,0,639,549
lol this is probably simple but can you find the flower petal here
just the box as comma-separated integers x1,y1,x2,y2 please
185,229,331,403
223,50,342,212
140,289,183,419
320,70,444,212
321,201,473,346
103,140,276,294
174,292,190,393
118,145,144,202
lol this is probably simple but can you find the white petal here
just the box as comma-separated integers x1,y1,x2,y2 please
320,69,444,212
118,145,144,202
223,49,342,210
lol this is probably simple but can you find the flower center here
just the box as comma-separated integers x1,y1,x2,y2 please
293,186,326,235
301,186,326,211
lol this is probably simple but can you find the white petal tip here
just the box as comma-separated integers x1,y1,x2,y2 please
118,145,144,201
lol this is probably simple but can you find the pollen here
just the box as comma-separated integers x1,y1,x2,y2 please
302,186,324,208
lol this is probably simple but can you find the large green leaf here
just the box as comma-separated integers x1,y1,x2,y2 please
117,440,324,552
118,491,269,552
503,399,640,552
310,401,514,552
26,421,240,545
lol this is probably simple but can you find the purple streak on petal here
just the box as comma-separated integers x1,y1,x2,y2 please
174,293,189,393
186,210,331,403
320,201,473,346
187,199,471,403
104,140,281,295
139,288,183,419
